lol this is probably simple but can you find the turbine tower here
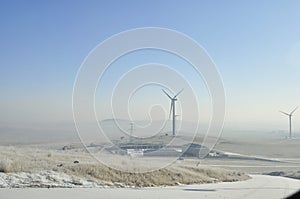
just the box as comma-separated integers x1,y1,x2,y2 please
162,89,183,136
279,106,298,139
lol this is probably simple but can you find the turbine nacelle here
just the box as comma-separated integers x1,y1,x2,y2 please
279,106,298,117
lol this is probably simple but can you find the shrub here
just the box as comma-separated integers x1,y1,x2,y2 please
0,160,12,173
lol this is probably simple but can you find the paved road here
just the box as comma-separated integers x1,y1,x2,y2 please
0,175,299,199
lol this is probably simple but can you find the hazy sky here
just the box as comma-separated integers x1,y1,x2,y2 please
1,1,300,132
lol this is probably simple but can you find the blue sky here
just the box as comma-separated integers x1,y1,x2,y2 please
1,1,300,132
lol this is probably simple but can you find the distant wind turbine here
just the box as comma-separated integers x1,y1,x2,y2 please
279,106,298,139
162,89,183,136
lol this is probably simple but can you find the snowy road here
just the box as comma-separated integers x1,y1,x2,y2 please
0,175,299,199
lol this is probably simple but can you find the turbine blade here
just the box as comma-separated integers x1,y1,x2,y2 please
279,110,290,116
174,88,184,98
290,106,299,115
162,89,172,100
169,102,173,119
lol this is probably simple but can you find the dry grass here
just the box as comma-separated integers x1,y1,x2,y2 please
56,163,249,187
0,145,250,187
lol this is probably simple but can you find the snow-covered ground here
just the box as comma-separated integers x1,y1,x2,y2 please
0,170,108,188
0,137,300,198
0,175,299,199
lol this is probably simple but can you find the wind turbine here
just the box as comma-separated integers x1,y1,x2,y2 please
162,89,183,136
279,106,298,139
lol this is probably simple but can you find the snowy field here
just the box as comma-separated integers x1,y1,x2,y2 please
1,136,300,198
0,145,249,188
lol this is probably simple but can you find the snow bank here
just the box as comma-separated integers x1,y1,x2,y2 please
0,170,106,188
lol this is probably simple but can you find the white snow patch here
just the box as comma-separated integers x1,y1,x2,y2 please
0,170,105,188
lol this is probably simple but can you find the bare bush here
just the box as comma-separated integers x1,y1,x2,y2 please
0,160,12,173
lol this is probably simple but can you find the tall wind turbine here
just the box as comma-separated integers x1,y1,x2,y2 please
162,89,183,136
279,106,298,139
